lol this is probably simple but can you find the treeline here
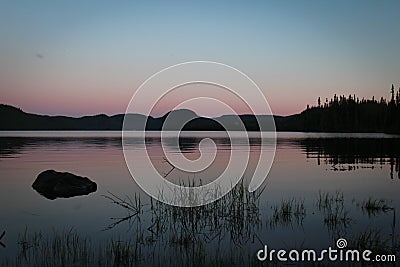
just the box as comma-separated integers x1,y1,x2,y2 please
298,84,400,133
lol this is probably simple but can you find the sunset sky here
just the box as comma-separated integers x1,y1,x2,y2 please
1,1,399,117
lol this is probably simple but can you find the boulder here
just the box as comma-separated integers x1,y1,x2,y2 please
32,170,97,200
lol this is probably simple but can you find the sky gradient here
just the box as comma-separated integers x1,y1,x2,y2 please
1,0,399,117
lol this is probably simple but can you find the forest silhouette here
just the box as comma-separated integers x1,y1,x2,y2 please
292,84,400,133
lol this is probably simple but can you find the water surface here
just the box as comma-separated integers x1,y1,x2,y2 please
0,131,399,264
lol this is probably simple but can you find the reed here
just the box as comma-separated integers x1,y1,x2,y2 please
317,191,351,233
1,187,398,266
361,197,393,217
347,228,399,257
15,228,94,267
269,198,306,228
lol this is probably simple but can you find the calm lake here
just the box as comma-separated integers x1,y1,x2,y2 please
0,131,399,265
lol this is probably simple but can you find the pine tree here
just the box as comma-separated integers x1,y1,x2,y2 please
391,84,395,103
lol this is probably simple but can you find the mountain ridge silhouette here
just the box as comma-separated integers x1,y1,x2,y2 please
1,102,398,133
0,104,288,131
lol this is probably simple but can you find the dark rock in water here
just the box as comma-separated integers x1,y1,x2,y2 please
32,170,97,200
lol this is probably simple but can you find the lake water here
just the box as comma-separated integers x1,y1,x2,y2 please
0,131,399,265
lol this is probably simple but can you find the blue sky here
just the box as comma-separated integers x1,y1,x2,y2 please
0,0,399,116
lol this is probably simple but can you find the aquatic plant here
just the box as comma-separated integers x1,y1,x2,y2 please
269,198,306,229
361,197,393,217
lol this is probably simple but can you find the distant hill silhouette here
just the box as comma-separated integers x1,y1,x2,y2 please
1,89,399,133
0,104,126,130
0,104,277,131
